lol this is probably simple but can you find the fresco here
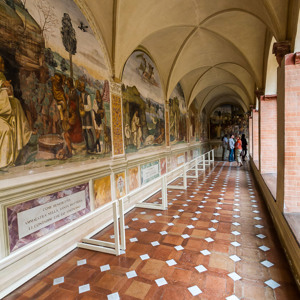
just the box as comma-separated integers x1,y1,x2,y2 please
128,166,139,192
209,104,248,139
122,51,165,153
115,172,126,198
160,158,167,175
199,109,208,142
169,83,187,144
0,0,111,172
141,160,160,185
94,175,112,209
189,107,198,142
7,183,90,252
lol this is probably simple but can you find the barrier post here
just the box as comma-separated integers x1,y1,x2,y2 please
113,202,120,255
183,164,187,189
118,198,126,251
162,176,168,209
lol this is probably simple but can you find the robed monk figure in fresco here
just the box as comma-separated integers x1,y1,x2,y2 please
0,56,32,169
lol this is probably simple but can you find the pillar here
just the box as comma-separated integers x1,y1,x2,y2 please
252,109,259,169
259,95,277,174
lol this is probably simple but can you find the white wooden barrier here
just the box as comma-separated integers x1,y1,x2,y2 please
78,149,214,256
78,198,125,255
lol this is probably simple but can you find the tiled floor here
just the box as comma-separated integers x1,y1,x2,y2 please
6,162,300,299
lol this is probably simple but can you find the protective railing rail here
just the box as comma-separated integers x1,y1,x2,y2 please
78,149,214,256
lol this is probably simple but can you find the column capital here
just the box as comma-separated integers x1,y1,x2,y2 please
272,41,291,66
255,89,264,99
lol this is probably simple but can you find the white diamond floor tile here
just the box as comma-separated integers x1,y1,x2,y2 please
230,255,241,262
100,264,110,272
261,260,274,268
231,241,241,247
140,254,150,260
265,279,280,289
130,237,138,242
79,284,90,294
107,292,120,300
187,225,195,229
181,234,190,239
166,259,177,266
151,241,160,246
174,245,184,251
256,234,266,239
231,231,240,236
77,259,86,266
168,222,174,226
188,285,202,296
259,245,270,252
53,277,64,285
208,227,216,232
232,222,240,226
140,228,147,232
200,250,211,256
126,270,137,278
155,277,168,287
205,237,214,243
228,272,242,281
160,231,168,235
149,220,156,224
195,265,207,273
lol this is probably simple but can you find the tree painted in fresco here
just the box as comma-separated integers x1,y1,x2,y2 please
34,0,58,40
60,58,68,72
61,13,77,79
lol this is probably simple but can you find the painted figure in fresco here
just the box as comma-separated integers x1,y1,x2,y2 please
93,89,105,153
131,111,142,149
0,56,31,168
39,66,61,135
65,77,83,144
77,80,95,153
51,73,67,121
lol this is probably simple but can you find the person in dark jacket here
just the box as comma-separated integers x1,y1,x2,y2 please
241,133,248,161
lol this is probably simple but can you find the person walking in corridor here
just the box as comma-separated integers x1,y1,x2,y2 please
241,133,248,161
228,134,235,162
235,135,243,166
222,134,228,161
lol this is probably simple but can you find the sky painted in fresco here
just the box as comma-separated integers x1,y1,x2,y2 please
26,0,109,79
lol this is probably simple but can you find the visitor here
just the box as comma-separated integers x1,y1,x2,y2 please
228,134,235,162
222,134,228,161
235,136,243,166
241,133,248,161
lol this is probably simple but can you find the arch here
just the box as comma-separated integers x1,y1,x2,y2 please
265,36,278,95
187,66,252,107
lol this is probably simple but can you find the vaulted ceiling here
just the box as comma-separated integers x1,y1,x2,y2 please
75,0,299,112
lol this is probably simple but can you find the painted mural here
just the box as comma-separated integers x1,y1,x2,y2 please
115,172,126,198
7,183,90,252
199,109,208,142
122,51,165,153
128,166,139,192
0,0,111,172
160,158,167,175
189,106,198,142
209,104,248,139
169,83,187,144
94,175,112,209
141,160,160,185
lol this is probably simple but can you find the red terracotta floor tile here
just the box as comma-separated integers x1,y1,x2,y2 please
5,162,300,299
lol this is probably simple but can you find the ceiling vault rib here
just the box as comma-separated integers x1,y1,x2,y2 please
199,84,244,112
112,0,118,78
199,8,278,40
200,27,260,86
188,66,252,107
166,26,198,96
